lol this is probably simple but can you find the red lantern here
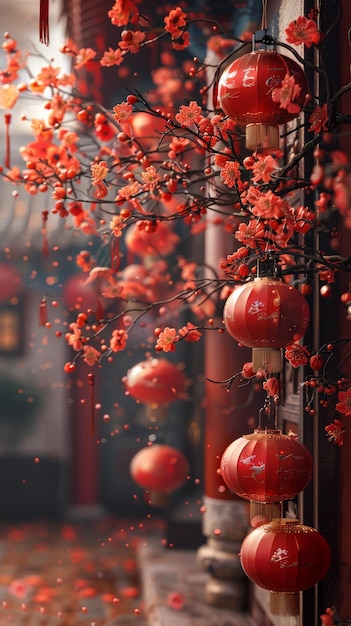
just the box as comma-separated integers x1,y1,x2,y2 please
124,358,187,406
63,273,99,311
125,222,180,258
220,429,312,522
0,264,22,303
223,277,310,373
217,50,309,150
130,444,189,506
240,518,331,615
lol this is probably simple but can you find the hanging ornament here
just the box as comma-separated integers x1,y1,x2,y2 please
124,358,187,406
239,518,331,616
39,296,49,327
223,274,310,373
130,444,189,507
63,273,99,312
220,429,312,523
217,48,309,150
0,263,22,303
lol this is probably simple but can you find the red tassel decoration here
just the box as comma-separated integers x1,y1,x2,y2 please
87,373,95,435
4,113,11,169
96,297,104,322
41,210,49,257
110,237,120,273
40,0,50,45
39,296,48,326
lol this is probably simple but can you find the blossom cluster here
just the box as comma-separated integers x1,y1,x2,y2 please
1,2,351,443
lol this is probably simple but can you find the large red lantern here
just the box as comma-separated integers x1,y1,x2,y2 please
240,518,331,615
124,358,187,406
130,444,189,507
223,277,310,373
217,49,309,150
220,429,312,522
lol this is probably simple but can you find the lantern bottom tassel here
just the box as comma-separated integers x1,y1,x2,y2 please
270,591,299,616
252,347,282,375
147,489,171,508
250,501,282,526
246,123,279,151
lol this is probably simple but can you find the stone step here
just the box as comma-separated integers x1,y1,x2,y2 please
137,540,255,626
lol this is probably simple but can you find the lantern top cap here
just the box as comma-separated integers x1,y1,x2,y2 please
244,429,293,441
265,518,317,534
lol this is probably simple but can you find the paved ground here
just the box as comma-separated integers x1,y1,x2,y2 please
137,539,255,626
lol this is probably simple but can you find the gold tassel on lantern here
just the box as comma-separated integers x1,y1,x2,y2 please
270,590,300,617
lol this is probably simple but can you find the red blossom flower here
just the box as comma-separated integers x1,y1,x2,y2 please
100,47,124,67
220,160,240,188
178,322,202,342
325,419,345,446
83,345,101,366
156,326,179,352
119,30,146,54
172,31,191,51
112,101,133,124
108,0,140,27
110,329,128,352
285,16,321,48
335,387,351,416
263,377,280,398
285,343,310,368
74,48,97,69
309,104,329,134
175,101,203,127
271,73,302,114
164,7,187,39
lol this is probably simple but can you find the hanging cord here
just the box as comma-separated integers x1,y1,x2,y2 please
261,0,268,31
88,373,96,435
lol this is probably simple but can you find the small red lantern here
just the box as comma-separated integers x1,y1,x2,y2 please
217,49,309,150
63,273,99,311
223,277,310,373
0,264,22,303
220,429,312,522
130,444,189,507
240,518,331,615
125,222,180,258
124,358,186,406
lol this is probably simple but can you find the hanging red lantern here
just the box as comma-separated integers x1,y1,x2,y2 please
124,358,187,406
223,277,310,373
130,444,189,507
0,264,22,303
217,49,309,150
63,273,99,311
125,222,180,258
220,429,312,522
239,518,331,616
